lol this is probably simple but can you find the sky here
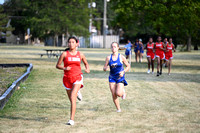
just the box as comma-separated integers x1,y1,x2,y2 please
0,0,4,4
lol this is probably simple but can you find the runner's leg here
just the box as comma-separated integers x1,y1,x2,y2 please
68,84,81,121
109,82,120,110
152,59,154,73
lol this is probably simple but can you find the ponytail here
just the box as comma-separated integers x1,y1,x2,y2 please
65,48,70,51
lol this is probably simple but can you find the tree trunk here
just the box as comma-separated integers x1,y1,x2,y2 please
62,34,65,47
54,34,58,47
187,35,191,51
66,29,69,46
53,36,56,46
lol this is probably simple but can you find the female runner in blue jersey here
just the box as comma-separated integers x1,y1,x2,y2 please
103,42,130,112
134,39,140,63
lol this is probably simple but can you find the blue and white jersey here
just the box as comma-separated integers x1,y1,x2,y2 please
124,42,132,51
109,53,124,79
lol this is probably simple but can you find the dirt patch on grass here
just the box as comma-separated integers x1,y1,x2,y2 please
0,67,27,96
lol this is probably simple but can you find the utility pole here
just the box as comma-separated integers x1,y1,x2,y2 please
88,2,96,33
27,28,31,45
103,0,107,48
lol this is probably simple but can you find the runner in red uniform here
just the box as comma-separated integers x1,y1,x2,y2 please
165,38,176,75
145,37,155,74
154,36,165,76
56,36,90,125
163,38,168,67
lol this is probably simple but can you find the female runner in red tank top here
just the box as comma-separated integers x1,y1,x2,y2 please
163,38,168,67
56,37,90,125
154,36,165,76
145,37,155,74
165,38,176,75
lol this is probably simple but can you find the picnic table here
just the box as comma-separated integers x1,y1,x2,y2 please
40,49,65,58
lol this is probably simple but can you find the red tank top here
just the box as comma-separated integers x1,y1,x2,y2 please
147,42,154,53
155,42,164,53
63,51,82,77
166,43,173,54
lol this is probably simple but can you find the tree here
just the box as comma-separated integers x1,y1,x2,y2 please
4,0,91,46
0,5,13,36
111,0,200,51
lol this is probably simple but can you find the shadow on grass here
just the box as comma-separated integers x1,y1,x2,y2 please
125,72,200,83
2,56,199,83
0,52,45,56
6,56,199,71
174,53,200,60
2,56,200,72
0,115,48,122
2,57,58,63
84,70,200,83
171,64,200,70
0,47,44,51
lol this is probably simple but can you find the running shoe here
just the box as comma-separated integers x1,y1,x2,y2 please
117,109,121,113
152,71,154,75
77,90,82,101
157,72,160,76
160,70,162,75
168,73,170,76
67,120,74,125
147,70,150,74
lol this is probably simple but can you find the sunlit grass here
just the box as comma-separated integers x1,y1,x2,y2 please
0,45,199,132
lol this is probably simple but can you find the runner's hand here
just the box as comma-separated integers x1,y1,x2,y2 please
103,66,108,71
85,69,90,73
64,67,71,71
119,71,125,77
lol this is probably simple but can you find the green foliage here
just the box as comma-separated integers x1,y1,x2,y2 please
4,0,91,38
0,5,7,32
111,0,200,48
0,5,13,33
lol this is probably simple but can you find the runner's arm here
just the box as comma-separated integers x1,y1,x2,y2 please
144,43,147,49
141,43,144,50
159,43,166,51
131,43,134,48
119,55,130,77
133,43,135,48
103,56,110,71
80,53,90,73
119,47,126,50
173,44,176,52
56,52,70,70
163,43,168,52
153,43,156,53
153,43,156,49
120,44,127,50
122,55,130,73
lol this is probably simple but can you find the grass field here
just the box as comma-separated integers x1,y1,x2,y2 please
0,45,199,133
0,67,27,96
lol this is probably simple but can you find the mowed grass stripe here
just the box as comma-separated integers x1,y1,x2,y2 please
0,45,199,132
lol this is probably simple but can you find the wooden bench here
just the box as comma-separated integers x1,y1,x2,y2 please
40,53,60,58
